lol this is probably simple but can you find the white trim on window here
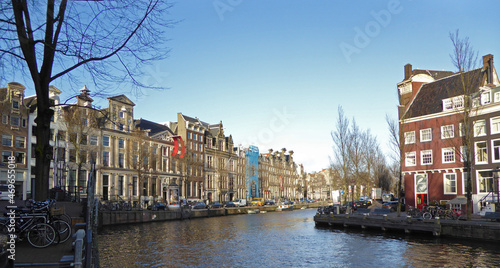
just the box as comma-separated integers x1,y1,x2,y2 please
405,131,415,144
441,125,454,139
492,139,500,163
405,152,416,167
420,128,432,142
474,120,486,137
442,147,455,164
491,117,500,135
421,150,433,165
443,173,457,195
475,141,488,164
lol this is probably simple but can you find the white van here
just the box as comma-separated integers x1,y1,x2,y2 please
234,199,247,207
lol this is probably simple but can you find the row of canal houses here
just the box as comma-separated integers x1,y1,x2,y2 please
399,54,500,214
0,83,306,205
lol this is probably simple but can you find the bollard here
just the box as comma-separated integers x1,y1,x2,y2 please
406,215,412,224
383,214,388,221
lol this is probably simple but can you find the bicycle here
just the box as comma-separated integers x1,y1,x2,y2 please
0,210,56,248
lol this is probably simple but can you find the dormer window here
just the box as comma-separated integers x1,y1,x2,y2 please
442,96,464,111
12,100,19,109
481,91,491,105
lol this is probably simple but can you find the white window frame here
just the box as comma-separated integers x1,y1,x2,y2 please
453,96,464,109
421,150,433,165
491,117,500,134
481,91,491,105
420,128,432,142
405,131,415,144
492,139,500,163
443,173,457,195
475,141,488,164
442,148,455,164
441,125,454,139
443,98,453,111
474,120,486,137
495,92,500,103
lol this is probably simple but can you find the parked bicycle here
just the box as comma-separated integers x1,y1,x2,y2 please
0,209,56,248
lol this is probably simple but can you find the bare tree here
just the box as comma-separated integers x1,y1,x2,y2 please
0,0,174,200
386,114,404,216
449,30,481,220
331,106,351,203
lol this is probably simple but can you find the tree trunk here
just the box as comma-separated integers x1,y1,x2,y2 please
34,83,54,201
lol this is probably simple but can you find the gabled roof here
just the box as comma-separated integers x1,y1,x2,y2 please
107,95,135,106
180,113,210,128
136,118,174,136
405,68,484,118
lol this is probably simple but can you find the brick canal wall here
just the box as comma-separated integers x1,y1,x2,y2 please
314,213,500,242
99,203,327,227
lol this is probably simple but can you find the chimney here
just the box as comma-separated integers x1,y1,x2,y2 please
483,54,494,85
404,64,412,80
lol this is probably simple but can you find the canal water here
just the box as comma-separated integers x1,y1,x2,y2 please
98,209,500,267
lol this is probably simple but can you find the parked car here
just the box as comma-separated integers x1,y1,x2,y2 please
209,202,223,209
264,200,275,206
382,201,405,212
225,202,237,208
192,202,207,209
355,200,372,209
147,202,167,211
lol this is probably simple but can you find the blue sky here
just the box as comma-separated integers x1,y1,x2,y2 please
23,0,500,173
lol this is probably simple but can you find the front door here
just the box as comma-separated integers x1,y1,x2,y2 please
416,194,427,210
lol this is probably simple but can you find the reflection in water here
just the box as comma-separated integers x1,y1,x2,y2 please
98,209,500,267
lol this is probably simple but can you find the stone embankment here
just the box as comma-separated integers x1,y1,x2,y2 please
99,202,326,227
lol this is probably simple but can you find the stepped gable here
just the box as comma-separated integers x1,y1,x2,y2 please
405,68,483,118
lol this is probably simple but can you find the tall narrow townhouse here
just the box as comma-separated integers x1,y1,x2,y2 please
168,113,206,201
399,54,499,213
1,82,29,199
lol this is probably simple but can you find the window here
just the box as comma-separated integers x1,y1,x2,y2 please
187,132,191,139
444,173,457,194
481,91,491,105
493,140,500,162
69,149,76,162
118,153,124,168
441,125,454,139
442,96,464,111
2,151,12,163
208,156,213,168
102,151,109,166
478,171,494,193
405,152,416,167
420,128,432,142
476,141,488,164
443,99,452,110
57,131,66,141
119,124,124,131
10,116,19,126
21,118,26,128
81,118,88,126
15,152,24,164
11,100,20,109
15,136,25,148
421,150,433,165
474,120,486,137
460,146,468,163
118,176,124,196
459,122,465,137
2,115,7,124
119,111,125,118
491,117,500,134
453,96,464,109
133,177,138,196
118,138,125,149
404,131,415,144
442,148,455,163
80,135,87,145
2,135,12,146
495,92,500,102
90,135,98,146
193,133,197,140
79,150,87,163
103,136,110,147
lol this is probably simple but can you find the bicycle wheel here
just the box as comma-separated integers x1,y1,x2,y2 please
52,220,72,244
53,213,72,226
27,223,56,248
422,212,432,220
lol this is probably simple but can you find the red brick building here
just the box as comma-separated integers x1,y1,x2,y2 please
398,55,499,213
